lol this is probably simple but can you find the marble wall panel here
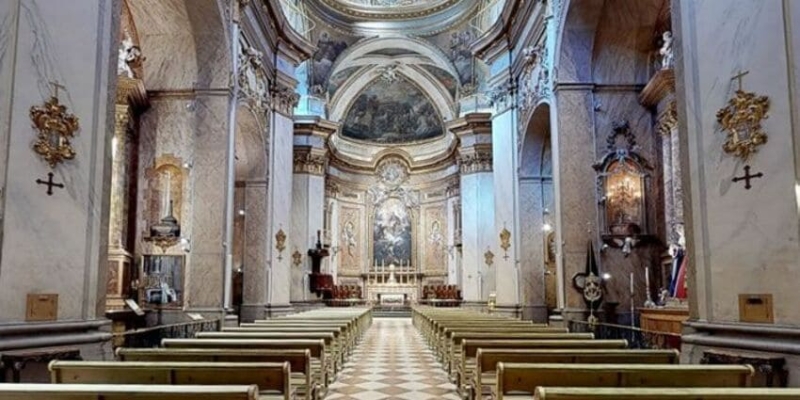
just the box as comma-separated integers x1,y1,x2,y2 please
422,204,447,272
460,172,495,301
242,182,268,308
290,173,325,302
268,113,294,305
553,89,598,310
0,0,18,214
339,205,362,274
493,109,520,305
556,0,603,83
0,0,117,321
519,180,547,319
677,0,800,325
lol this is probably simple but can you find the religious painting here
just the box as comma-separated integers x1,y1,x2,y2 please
339,206,362,273
140,255,184,308
328,66,362,97
342,78,443,143
424,206,447,272
310,31,350,89
373,197,412,265
420,65,458,99
604,159,644,236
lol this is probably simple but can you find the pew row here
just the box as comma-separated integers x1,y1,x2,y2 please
495,363,755,400
115,347,316,400
472,349,680,400
533,387,800,400
49,361,292,400
0,384,260,400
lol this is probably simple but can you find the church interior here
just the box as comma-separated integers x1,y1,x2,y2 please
1,0,800,397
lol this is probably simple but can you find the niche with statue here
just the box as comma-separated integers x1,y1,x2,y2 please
594,121,652,253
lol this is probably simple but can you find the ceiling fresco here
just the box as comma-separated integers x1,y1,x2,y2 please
342,77,444,144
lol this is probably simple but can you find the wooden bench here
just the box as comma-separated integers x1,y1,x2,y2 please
232,324,353,356
194,331,341,378
472,349,680,400
456,339,628,394
115,348,316,400
495,363,755,400
161,338,329,394
532,387,800,399
49,361,292,400
436,326,571,361
0,383,259,400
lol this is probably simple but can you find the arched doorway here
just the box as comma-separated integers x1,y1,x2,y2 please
518,103,554,322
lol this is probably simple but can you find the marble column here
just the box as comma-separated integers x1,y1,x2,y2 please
265,80,300,316
0,0,118,357
448,114,495,304
674,1,800,381
551,86,598,319
290,116,334,303
491,89,521,317
106,104,134,311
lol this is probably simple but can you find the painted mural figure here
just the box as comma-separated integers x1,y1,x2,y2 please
311,31,348,87
343,221,357,256
373,198,412,265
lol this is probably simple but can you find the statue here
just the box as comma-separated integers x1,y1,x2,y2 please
117,34,142,78
659,31,674,70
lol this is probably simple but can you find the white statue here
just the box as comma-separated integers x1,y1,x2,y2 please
117,34,142,78
659,31,674,70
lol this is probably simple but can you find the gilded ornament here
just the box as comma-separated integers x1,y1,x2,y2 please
275,228,287,261
30,83,79,168
716,71,770,161
499,227,511,259
484,249,494,267
292,250,303,267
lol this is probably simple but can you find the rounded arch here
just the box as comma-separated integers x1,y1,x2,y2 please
126,0,231,90
555,0,668,84
234,104,268,181
520,103,553,178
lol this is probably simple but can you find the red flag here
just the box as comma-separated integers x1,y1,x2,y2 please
673,254,688,299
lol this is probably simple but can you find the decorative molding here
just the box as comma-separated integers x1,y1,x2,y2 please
116,77,148,109
489,81,515,113
293,148,328,175
716,73,770,161
275,227,287,261
518,43,551,120
325,181,341,198
270,83,301,116
30,86,79,168
458,144,493,175
238,36,269,110
657,101,678,136
639,69,675,108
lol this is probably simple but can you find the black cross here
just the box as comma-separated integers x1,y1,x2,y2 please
732,165,763,190
36,172,64,195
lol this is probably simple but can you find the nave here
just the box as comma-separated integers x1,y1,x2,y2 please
327,318,459,400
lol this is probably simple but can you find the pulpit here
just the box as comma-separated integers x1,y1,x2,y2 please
307,231,331,296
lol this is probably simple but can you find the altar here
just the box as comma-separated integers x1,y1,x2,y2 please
364,263,420,304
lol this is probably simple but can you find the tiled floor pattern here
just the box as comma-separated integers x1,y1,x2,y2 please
325,318,459,400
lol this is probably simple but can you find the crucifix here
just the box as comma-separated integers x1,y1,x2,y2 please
49,81,66,99
36,172,64,196
732,165,763,190
732,70,749,91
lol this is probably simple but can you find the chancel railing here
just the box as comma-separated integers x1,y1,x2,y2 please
112,318,221,349
568,319,682,350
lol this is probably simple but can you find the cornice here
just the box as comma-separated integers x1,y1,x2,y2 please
116,76,149,111
293,147,328,176
259,0,316,65
447,113,493,137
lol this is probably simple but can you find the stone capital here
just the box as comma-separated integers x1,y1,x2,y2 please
270,82,300,117
457,144,493,175
657,100,678,136
448,113,493,138
293,147,328,176
116,76,148,110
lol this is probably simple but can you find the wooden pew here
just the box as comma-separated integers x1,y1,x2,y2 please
49,361,292,400
0,383,260,400
495,363,755,400
161,338,329,395
233,324,353,355
532,387,800,399
472,349,680,400
456,339,628,394
115,348,316,400
194,331,341,378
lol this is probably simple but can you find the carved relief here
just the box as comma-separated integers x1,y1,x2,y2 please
518,44,551,120
339,207,362,273
424,206,446,272
238,36,269,110
270,83,301,116
458,145,493,174
657,101,678,136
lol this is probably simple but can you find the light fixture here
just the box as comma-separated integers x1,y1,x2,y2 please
602,273,612,281
182,162,192,169
542,223,553,232
237,209,246,216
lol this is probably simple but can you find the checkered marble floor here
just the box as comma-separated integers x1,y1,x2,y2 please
325,318,460,400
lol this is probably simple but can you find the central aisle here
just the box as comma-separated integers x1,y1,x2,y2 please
326,318,460,400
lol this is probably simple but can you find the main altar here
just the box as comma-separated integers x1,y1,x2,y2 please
363,262,420,304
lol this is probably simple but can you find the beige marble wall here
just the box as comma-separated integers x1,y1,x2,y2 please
268,112,295,307
241,181,268,321
0,0,118,323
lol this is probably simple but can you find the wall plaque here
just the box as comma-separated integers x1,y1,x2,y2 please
738,293,773,324
26,293,58,321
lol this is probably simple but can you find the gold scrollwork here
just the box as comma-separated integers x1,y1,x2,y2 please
499,227,511,259
484,249,494,267
716,72,770,161
275,228,287,261
292,250,303,267
30,84,79,168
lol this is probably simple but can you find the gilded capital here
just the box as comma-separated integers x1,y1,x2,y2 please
457,144,493,175
657,101,678,136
